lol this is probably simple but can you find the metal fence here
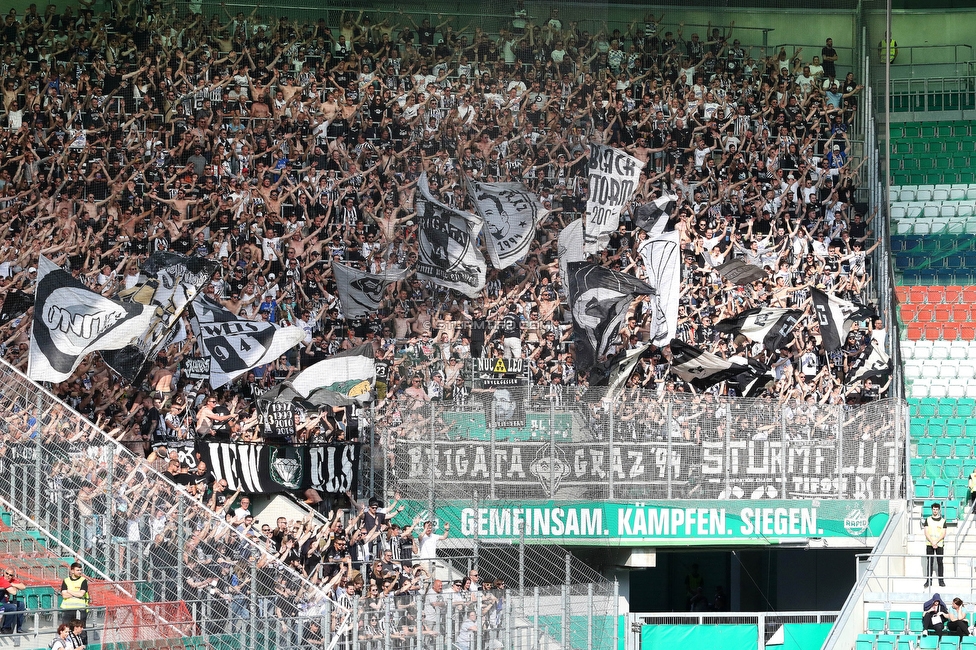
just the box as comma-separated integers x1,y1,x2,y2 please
388,388,907,504
626,611,839,650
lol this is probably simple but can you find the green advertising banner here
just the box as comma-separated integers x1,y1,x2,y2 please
395,499,889,546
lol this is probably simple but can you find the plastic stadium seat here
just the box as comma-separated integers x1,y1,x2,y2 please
901,304,918,322
925,324,944,341
914,478,934,498
932,342,952,359
909,611,925,633
944,458,964,478
877,636,896,650
907,323,924,340
949,381,969,399
956,398,976,416
919,398,939,417
935,305,952,323
945,286,964,303
939,399,959,417
934,479,952,498
953,306,971,322
917,188,935,201
888,613,908,635
914,341,935,359
857,634,876,650
927,287,947,303
944,325,961,341
950,343,970,359
930,381,950,398
962,324,976,341
952,478,970,499
912,383,931,399
916,306,934,323
910,286,930,303
939,637,961,650
934,188,951,201
896,286,911,303
950,187,967,200
867,611,887,633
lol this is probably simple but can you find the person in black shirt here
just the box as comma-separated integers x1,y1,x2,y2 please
499,305,522,360
463,306,487,358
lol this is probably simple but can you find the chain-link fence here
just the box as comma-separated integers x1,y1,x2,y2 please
390,387,907,504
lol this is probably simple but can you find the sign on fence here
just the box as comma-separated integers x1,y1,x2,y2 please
396,499,889,546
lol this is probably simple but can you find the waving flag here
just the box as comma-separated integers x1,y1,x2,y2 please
466,178,546,269
633,192,678,235
584,143,643,255
567,262,654,372
29,256,156,383
190,296,305,388
102,252,219,382
714,307,802,352
332,262,409,318
668,339,763,391
811,288,875,351
415,172,486,297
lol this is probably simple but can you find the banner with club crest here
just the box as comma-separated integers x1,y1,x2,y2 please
199,441,360,494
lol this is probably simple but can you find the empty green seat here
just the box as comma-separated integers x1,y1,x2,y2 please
857,634,877,650
868,611,887,633
915,478,935,498
888,613,908,634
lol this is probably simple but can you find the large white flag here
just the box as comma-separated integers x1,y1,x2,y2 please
290,343,376,406
415,172,486,298
332,262,409,318
465,178,545,269
638,230,681,347
584,143,643,255
29,256,156,383
191,296,305,388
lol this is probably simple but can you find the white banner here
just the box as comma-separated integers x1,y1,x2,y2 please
638,229,680,346
29,256,156,383
584,143,643,255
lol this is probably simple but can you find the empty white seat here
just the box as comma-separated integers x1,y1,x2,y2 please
958,201,976,217
899,188,917,201
896,219,915,234
941,204,958,218
923,203,941,218
948,218,966,234
930,217,951,233
921,363,943,379
891,205,907,219
905,201,926,218
950,344,971,359
917,188,934,201
957,363,976,379
967,187,976,201
889,188,900,202
913,340,934,359
950,188,966,200
948,382,967,399
912,379,931,399
934,188,950,201
928,380,949,398
913,221,932,235
903,360,923,378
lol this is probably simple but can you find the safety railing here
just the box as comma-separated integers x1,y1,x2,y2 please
626,611,839,650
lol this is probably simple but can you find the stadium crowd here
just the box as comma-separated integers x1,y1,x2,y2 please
0,0,889,638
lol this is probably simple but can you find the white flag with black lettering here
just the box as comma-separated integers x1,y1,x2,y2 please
190,296,305,388
332,262,409,318
714,307,802,352
584,143,643,255
466,178,546,269
415,172,487,297
810,288,875,351
28,256,156,383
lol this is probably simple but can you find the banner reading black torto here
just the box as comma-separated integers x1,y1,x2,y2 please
200,441,360,494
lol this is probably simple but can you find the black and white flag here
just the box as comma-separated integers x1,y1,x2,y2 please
847,342,891,384
103,252,219,382
714,307,802,352
638,224,680,347
715,259,768,286
190,296,305,388
0,289,33,327
466,178,546,269
669,339,763,391
633,193,678,236
584,143,643,255
567,262,655,372
332,262,408,318
587,343,651,398
200,441,360,494
28,256,156,383
557,218,586,292
415,172,486,298
810,288,875,351
257,400,298,440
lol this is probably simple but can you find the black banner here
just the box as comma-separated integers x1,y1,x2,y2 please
200,441,360,494
258,400,298,439
181,356,210,380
